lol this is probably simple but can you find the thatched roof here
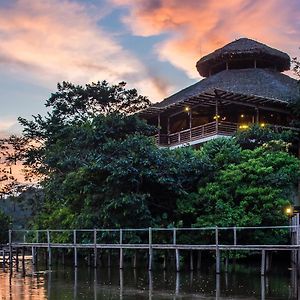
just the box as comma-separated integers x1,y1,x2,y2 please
196,38,290,77
151,68,300,110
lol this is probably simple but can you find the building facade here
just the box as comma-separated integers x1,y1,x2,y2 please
140,38,300,148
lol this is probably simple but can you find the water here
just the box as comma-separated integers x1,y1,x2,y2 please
0,260,298,299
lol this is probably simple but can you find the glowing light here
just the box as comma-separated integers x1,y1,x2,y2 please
213,115,220,120
240,114,245,118
260,123,266,127
184,106,190,112
239,124,249,129
285,206,293,216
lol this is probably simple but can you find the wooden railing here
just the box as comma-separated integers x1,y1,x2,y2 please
155,121,238,147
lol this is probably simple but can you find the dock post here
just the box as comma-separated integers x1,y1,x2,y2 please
215,226,220,274
9,229,12,273
148,227,153,271
163,252,167,270
94,229,97,268
261,250,266,276
133,250,137,269
119,229,123,269
173,228,180,272
22,247,25,276
32,246,36,265
197,251,201,270
107,250,111,268
225,253,229,273
190,250,194,271
47,230,52,266
2,250,5,271
16,248,19,271
73,230,78,268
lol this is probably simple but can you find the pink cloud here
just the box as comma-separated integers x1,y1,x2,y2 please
0,0,171,101
113,0,300,78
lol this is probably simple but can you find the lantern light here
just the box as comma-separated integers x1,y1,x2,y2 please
239,124,249,129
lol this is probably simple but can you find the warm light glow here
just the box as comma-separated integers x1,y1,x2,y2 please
184,106,190,112
285,206,293,216
213,115,220,120
239,124,249,129
240,114,245,118
260,123,266,127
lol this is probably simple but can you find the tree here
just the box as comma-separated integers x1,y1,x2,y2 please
176,138,300,244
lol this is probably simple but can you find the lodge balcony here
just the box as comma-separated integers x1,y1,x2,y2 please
155,121,293,148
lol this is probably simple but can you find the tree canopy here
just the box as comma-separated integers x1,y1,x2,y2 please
7,80,300,237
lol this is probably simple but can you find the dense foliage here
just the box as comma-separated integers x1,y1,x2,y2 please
10,81,300,241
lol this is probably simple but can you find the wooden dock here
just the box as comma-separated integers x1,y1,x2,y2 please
6,225,300,275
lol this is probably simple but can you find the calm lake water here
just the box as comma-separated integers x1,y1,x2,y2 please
0,258,298,299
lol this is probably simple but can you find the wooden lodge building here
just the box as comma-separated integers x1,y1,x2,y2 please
139,38,300,148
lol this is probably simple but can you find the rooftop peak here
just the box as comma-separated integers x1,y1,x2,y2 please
196,38,290,77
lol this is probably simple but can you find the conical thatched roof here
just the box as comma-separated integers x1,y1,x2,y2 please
152,68,300,109
197,38,290,77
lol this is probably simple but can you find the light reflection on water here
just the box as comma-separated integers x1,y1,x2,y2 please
0,261,298,299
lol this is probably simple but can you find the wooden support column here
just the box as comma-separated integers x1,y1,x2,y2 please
215,226,220,274
215,99,219,133
225,253,229,273
255,107,259,123
148,227,153,271
167,117,170,145
2,250,5,271
190,250,194,271
197,251,201,270
133,250,137,269
175,249,180,272
47,230,52,266
107,250,111,268
32,246,36,265
261,250,266,276
189,109,192,140
119,229,123,269
94,229,97,268
157,114,161,144
22,247,25,276
16,248,19,271
173,228,180,272
9,229,12,273
163,252,167,270
73,230,77,268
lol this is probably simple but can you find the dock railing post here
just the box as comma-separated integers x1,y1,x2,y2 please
73,230,77,268
47,230,51,266
9,229,12,273
119,229,123,269
174,228,180,272
148,227,153,271
215,226,220,274
233,226,237,246
94,229,97,268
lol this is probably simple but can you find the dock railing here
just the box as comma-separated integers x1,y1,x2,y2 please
5,225,300,274
9,225,298,248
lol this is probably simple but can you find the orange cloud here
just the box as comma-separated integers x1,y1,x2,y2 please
113,0,300,78
0,0,171,101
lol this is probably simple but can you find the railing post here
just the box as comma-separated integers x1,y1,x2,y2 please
233,226,237,246
94,229,97,268
215,226,220,274
9,229,12,273
261,249,265,276
47,230,51,266
119,229,123,269
73,230,77,268
173,228,179,272
149,227,153,271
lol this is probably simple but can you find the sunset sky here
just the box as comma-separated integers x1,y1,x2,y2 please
1,0,300,135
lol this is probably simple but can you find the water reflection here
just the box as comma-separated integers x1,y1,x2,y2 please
0,261,297,299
